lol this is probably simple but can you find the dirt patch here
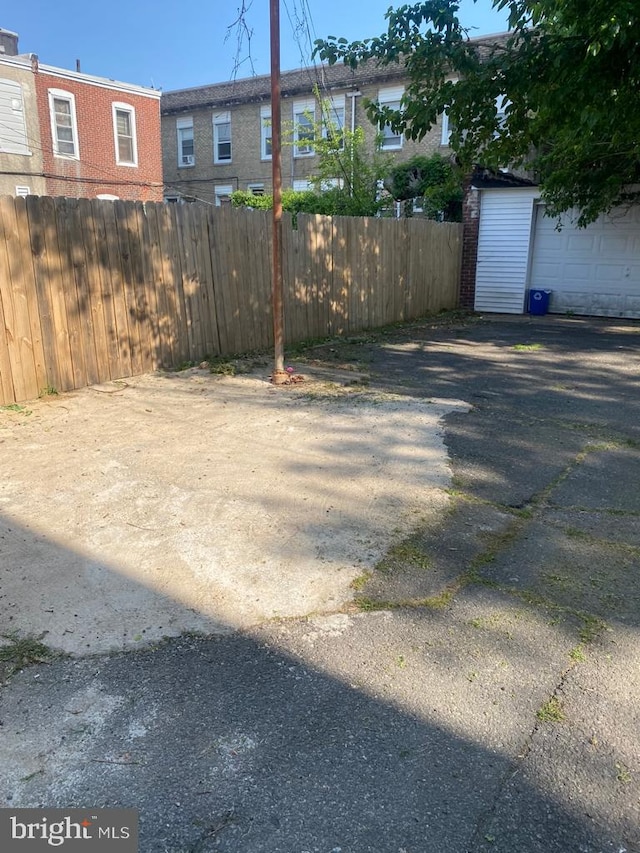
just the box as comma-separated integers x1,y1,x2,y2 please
0,369,468,654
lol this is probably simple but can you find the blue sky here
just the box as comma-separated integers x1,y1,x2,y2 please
4,1,508,92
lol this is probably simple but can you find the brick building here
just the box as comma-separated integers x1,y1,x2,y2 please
0,26,163,201
161,60,453,206
0,28,46,197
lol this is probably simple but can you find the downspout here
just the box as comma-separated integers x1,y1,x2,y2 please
347,90,361,195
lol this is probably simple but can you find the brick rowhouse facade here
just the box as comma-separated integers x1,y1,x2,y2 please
33,61,162,201
160,62,452,204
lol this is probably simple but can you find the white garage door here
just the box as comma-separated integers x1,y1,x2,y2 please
529,204,640,318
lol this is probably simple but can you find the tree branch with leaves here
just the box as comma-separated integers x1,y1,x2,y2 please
315,0,640,226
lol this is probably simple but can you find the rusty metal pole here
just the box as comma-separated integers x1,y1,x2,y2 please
270,0,287,384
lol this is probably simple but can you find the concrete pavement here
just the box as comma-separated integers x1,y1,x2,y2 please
1,314,638,852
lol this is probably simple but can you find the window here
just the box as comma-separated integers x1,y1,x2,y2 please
260,106,272,160
0,79,30,155
293,99,315,157
213,111,231,163
15,185,30,196
248,184,264,196
177,118,194,167
112,102,137,166
319,177,343,191
495,95,509,135
440,111,452,146
378,86,404,150
48,89,79,158
292,179,312,192
214,184,233,206
321,96,345,150
441,78,459,146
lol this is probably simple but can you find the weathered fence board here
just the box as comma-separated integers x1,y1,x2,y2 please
0,197,461,405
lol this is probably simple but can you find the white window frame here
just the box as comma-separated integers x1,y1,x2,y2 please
293,99,316,158
112,102,138,166
177,117,194,168
440,78,459,146
378,86,404,151
292,179,312,192
440,111,452,146
214,184,233,206
0,79,31,155
495,95,509,136
260,105,272,161
248,183,265,196
321,95,345,150
48,88,79,160
15,185,30,196
213,111,232,164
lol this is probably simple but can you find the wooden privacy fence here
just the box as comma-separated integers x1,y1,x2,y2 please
0,196,462,404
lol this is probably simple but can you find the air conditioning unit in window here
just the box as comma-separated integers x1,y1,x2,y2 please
181,154,194,166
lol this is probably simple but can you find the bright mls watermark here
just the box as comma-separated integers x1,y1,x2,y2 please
0,809,138,851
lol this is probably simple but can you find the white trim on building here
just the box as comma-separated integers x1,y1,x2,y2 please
260,105,272,161
48,87,80,159
213,111,231,164
176,116,194,167
377,85,404,151
112,101,138,166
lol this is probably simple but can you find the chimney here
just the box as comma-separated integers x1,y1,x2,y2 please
0,28,19,56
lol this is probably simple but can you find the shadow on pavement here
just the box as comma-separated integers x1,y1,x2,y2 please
0,515,635,853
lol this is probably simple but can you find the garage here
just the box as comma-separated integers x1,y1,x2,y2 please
529,203,640,318
473,181,640,318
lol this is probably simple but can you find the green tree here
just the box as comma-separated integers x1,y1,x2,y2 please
385,154,463,220
306,124,392,216
315,0,640,226
233,122,392,218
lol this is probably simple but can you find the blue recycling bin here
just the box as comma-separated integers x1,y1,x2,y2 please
528,288,552,315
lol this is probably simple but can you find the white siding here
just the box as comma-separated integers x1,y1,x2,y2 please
529,204,640,318
0,78,29,154
474,188,539,313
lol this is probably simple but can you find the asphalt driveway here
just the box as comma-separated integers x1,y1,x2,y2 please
1,314,639,853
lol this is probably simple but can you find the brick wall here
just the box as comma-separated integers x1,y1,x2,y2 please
162,81,451,203
34,68,163,201
459,179,480,309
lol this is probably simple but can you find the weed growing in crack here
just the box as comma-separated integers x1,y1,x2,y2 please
350,571,372,591
616,763,632,784
579,615,606,644
376,541,432,575
569,645,587,662
537,697,565,723
0,632,56,680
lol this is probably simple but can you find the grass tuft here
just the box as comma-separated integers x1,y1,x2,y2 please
0,633,55,679
537,697,565,723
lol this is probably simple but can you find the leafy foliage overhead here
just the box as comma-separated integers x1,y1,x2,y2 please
315,0,640,225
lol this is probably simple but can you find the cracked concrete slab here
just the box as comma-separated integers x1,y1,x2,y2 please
0,591,581,852
0,372,466,654
1,315,639,853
